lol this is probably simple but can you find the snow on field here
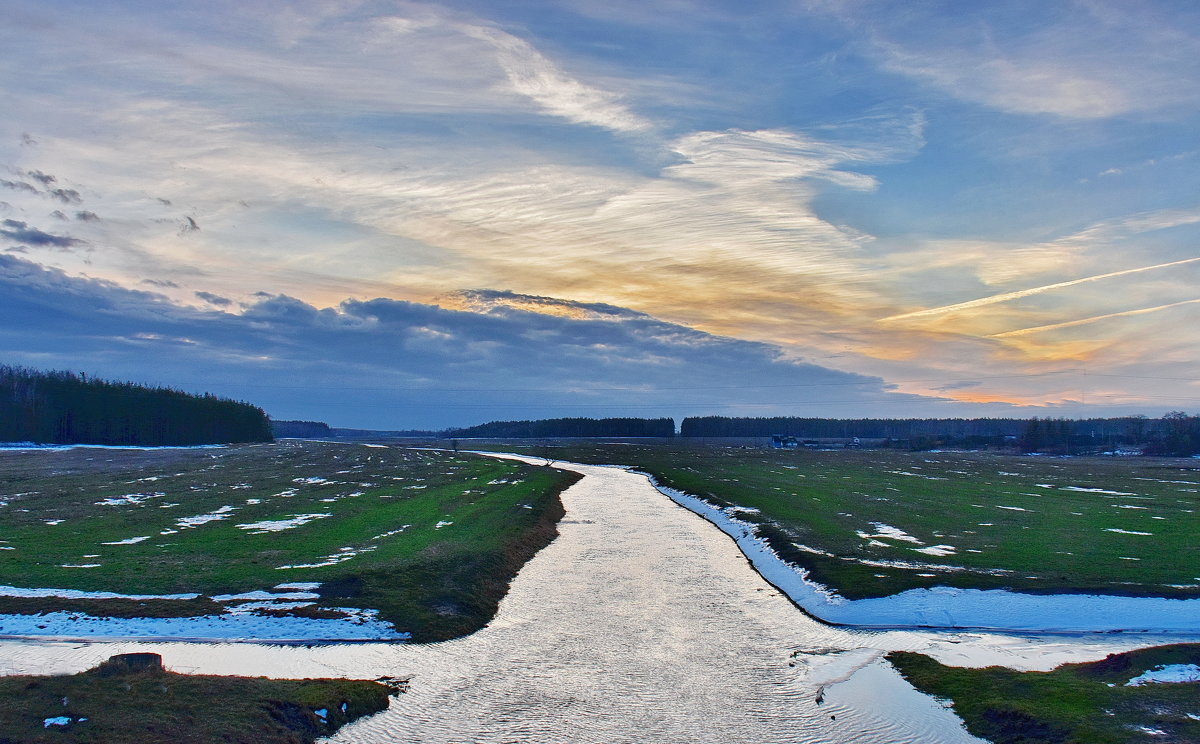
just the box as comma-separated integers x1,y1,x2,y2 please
213,590,320,601
96,492,164,506
651,479,1200,633
275,582,321,591
276,545,376,570
101,536,151,545
1126,664,1200,686
0,443,225,452
995,506,1030,512
913,545,957,557
371,525,411,540
0,607,406,640
1105,528,1153,535
59,564,101,569
236,513,331,533
885,470,947,481
435,520,454,529
0,585,201,600
857,523,922,544
175,505,236,528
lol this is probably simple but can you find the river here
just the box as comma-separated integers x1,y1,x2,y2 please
0,457,1191,743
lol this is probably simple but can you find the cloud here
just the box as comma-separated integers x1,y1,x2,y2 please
820,0,1200,118
880,256,1200,323
194,290,232,306
0,179,38,194
25,169,55,185
75,210,101,222
0,219,86,249
47,188,82,204
0,255,927,428
457,23,653,133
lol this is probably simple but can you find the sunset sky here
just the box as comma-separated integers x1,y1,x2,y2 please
3,0,1199,429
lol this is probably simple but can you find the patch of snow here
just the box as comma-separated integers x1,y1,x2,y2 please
314,708,328,720
371,525,411,540
885,470,947,481
59,564,101,568
43,716,72,728
275,582,321,591
857,523,922,544
0,607,406,641
176,505,236,528
1105,528,1153,535
213,591,320,602
101,536,151,545
435,520,454,529
276,545,376,570
996,506,1029,512
96,492,164,507
913,545,957,557
43,519,64,525
1060,486,1135,495
236,513,331,533
293,477,334,485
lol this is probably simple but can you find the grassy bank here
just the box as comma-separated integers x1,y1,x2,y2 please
466,441,1200,599
0,441,579,640
888,644,1200,743
0,653,396,743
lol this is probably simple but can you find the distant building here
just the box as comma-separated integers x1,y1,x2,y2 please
770,435,799,448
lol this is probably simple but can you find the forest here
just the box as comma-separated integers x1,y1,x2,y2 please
0,365,272,446
447,417,675,439
678,414,1200,455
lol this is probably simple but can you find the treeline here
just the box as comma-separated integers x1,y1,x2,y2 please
270,420,333,438
1,365,272,446
447,417,675,438
682,416,1035,439
680,414,1200,455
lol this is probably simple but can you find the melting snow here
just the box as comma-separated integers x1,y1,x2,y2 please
96,492,164,506
236,513,331,533
176,505,236,528
913,545,957,557
1126,664,1200,686
1105,528,1153,535
857,523,922,544
101,536,151,545
435,521,454,529
996,506,1030,512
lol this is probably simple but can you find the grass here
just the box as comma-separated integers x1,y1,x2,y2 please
465,441,1200,599
0,653,397,743
0,440,580,640
888,644,1200,744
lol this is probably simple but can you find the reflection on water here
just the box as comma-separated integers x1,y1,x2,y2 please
0,460,1191,743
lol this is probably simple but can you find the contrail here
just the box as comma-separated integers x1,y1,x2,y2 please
879,256,1200,322
991,298,1200,338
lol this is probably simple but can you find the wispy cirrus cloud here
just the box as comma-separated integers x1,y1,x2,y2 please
815,0,1200,118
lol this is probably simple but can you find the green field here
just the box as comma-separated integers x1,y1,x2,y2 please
0,653,396,743
470,442,1200,599
889,644,1200,744
0,441,579,640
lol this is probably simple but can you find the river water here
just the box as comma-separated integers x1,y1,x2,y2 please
0,458,1190,743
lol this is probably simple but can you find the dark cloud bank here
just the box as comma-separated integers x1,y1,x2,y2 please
0,256,916,429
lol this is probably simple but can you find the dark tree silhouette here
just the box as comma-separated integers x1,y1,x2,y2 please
0,365,272,446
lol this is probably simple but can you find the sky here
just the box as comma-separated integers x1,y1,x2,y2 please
2,0,1199,429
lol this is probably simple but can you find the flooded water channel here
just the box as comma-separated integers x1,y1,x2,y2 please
1,457,1191,743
